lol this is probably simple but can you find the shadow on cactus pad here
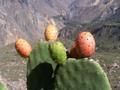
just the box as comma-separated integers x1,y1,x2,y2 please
27,63,54,90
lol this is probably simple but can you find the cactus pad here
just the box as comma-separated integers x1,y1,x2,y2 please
26,41,111,90
54,58,111,90
27,41,56,90
27,41,56,75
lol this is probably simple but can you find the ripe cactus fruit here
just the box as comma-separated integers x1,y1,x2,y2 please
75,32,96,57
15,38,32,58
49,41,67,64
69,42,79,58
44,22,58,41
27,41,57,90
54,58,112,90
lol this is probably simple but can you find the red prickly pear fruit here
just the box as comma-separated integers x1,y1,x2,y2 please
15,38,32,58
69,42,80,58
75,32,96,57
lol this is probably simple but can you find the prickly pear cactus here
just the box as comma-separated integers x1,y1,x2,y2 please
26,41,111,90
27,41,57,90
54,58,112,90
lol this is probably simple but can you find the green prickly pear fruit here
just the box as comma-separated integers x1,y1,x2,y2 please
49,41,67,64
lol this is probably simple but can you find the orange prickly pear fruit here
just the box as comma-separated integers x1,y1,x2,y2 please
44,19,58,41
76,32,96,57
15,38,32,58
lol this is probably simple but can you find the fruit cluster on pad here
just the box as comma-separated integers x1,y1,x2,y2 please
15,20,112,90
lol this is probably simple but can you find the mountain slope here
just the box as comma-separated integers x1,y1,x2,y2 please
0,0,120,50
0,0,73,48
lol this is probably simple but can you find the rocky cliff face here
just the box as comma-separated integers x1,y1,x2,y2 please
67,0,120,23
0,0,71,47
0,0,120,49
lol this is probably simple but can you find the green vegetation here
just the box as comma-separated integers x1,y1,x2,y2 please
0,82,8,90
55,58,111,90
27,41,57,90
27,41,111,90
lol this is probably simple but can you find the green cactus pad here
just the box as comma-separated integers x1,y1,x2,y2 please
27,41,56,75
54,58,111,90
49,41,67,64
27,41,57,90
0,82,8,90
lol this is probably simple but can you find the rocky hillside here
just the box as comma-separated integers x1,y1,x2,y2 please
67,0,120,23
0,0,120,50
0,0,71,47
